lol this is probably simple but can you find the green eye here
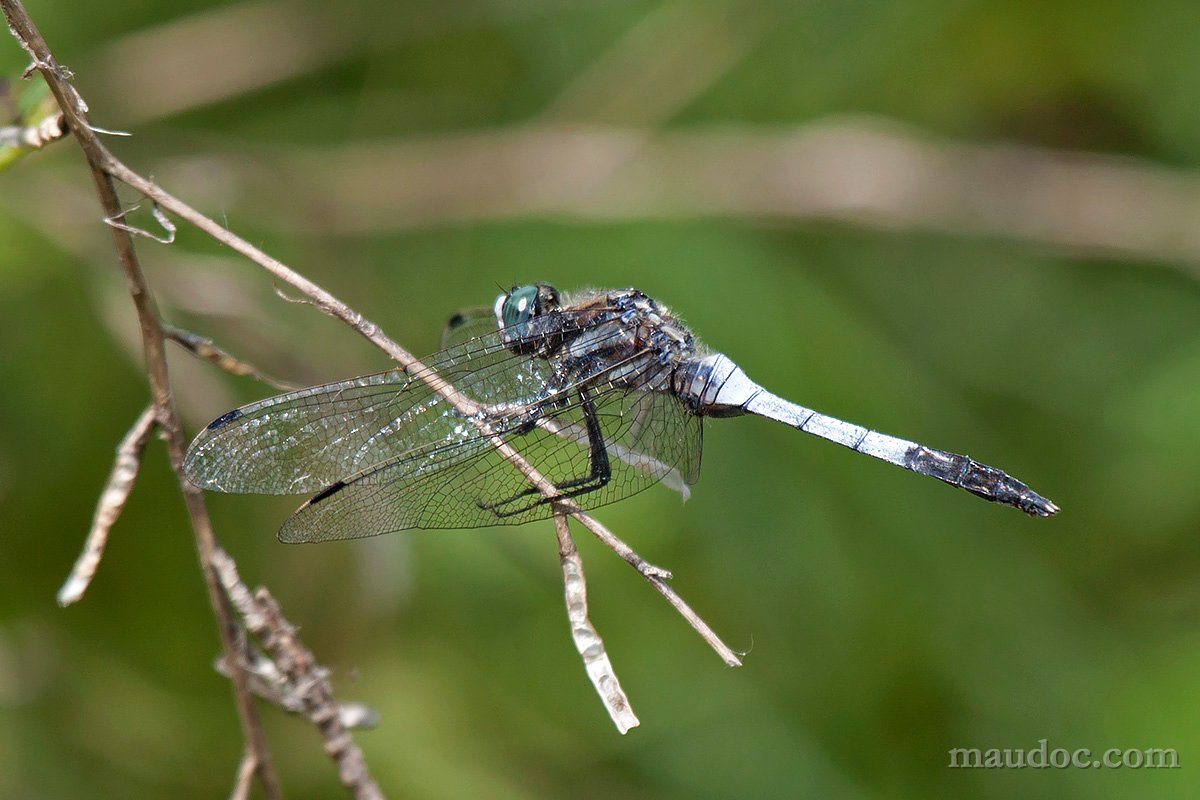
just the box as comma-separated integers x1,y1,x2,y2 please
501,285,541,327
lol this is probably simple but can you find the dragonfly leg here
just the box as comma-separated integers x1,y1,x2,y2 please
480,387,611,518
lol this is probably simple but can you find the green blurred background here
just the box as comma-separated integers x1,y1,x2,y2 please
3,0,1199,797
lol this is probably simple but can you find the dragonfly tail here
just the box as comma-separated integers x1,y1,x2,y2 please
742,387,1059,517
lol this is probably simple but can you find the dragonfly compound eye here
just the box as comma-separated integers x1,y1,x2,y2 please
500,284,541,327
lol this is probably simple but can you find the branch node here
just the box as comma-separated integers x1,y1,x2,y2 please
2,2,281,794
6,0,740,742
0,111,66,152
19,56,45,78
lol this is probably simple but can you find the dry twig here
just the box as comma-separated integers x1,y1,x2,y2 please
214,642,379,731
2,2,282,796
163,323,296,390
103,201,176,244
554,511,639,733
0,108,64,147
229,750,258,800
57,404,157,606
83,113,741,673
211,547,384,800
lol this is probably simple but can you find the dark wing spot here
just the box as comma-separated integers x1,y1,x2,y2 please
207,408,243,430
310,480,347,505
446,311,465,330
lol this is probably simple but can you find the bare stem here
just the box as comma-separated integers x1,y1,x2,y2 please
229,749,257,800
0,109,65,170
212,547,385,800
163,323,297,390
57,404,157,606
554,512,639,733
571,513,742,667
0,2,282,796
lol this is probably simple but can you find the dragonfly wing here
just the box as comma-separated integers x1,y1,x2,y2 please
606,380,702,490
185,333,541,495
277,432,499,541
277,347,704,540
183,308,609,496
278,440,524,541
184,368,424,494
459,348,703,519
533,387,702,499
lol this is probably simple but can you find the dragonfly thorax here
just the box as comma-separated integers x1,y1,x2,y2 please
564,288,698,391
496,285,700,393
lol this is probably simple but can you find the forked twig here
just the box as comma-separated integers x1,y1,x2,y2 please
553,510,639,733
211,547,384,800
57,404,158,606
214,643,379,731
76,143,741,679
571,513,742,667
163,323,297,390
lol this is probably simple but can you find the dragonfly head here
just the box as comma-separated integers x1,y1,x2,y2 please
495,283,563,354
495,283,561,328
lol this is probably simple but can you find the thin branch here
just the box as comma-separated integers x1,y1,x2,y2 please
0,3,283,797
229,750,257,800
211,547,384,800
571,513,742,667
214,647,379,731
163,323,296,390
57,404,157,606
554,511,639,733
0,75,66,170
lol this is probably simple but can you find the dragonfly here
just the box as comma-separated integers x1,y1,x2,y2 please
184,283,1058,543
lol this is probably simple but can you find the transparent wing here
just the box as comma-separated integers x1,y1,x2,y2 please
440,305,495,350
184,313,595,495
278,349,703,541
